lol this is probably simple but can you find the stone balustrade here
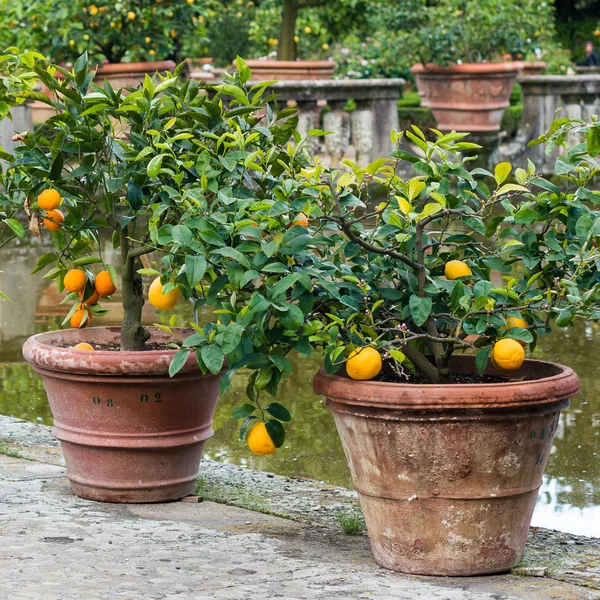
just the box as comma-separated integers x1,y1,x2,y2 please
0,105,31,156
266,79,404,166
494,75,600,173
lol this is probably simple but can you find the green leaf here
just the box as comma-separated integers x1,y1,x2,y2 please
72,256,102,266
265,419,285,447
172,225,193,247
265,402,291,422
494,162,512,185
587,125,600,157
147,154,166,178
201,344,225,374
222,323,244,354
232,404,256,419
475,346,493,375
169,349,190,377
211,247,251,269
127,180,143,211
5,218,24,239
268,354,292,374
239,415,258,440
185,255,207,287
409,295,432,327
555,306,577,327
31,253,58,274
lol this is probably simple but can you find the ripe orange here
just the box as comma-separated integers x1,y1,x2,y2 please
148,277,180,310
37,189,61,211
247,422,276,456
95,271,117,297
491,339,525,371
64,269,87,293
346,347,382,381
81,289,100,305
444,260,472,280
292,212,309,228
73,342,94,351
43,209,64,232
70,304,90,329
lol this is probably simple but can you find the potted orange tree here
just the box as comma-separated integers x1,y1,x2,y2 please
0,51,310,503
395,0,555,134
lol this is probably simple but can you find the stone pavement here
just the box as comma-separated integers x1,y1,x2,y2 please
1,416,600,600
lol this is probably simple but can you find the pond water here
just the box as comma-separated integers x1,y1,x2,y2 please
1,241,599,536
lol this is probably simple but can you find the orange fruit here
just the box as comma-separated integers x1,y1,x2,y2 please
95,271,116,297
346,347,382,381
292,212,309,228
247,422,276,456
64,269,87,293
81,289,100,305
148,277,180,310
444,260,472,280
491,339,525,371
37,189,61,211
70,304,90,329
73,342,94,351
43,209,64,231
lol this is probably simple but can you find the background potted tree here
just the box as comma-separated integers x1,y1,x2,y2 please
6,0,210,122
238,0,369,81
395,0,555,134
0,52,307,503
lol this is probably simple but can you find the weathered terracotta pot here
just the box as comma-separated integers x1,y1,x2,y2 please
186,57,215,81
23,326,222,503
411,62,520,134
242,60,336,81
313,356,579,576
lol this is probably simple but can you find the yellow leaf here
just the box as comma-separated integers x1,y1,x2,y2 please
408,178,426,201
337,172,356,189
398,197,412,215
430,192,446,206
494,162,512,185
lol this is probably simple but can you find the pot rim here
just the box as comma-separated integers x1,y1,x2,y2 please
23,326,204,377
241,59,336,68
313,356,580,410
411,61,521,75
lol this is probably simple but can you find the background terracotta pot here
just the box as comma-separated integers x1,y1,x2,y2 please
314,356,579,576
411,62,520,134
242,60,336,81
517,61,547,76
95,60,176,91
23,326,222,503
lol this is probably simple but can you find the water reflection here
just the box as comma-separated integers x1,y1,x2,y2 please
0,241,599,535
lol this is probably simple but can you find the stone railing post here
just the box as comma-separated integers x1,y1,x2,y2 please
494,75,600,173
0,105,32,155
323,100,351,165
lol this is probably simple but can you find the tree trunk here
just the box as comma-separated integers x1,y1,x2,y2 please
119,226,150,351
277,0,298,61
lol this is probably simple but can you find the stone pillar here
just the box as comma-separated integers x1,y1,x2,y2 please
350,100,374,167
323,100,350,166
295,99,321,155
369,98,399,162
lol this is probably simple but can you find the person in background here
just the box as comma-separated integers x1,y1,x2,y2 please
580,41,599,66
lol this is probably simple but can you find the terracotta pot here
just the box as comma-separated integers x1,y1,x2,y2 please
95,60,176,91
411,62,520,134
23,326,222,503
186,57,215,81
517,61,546,76
313,356,579,576
242,60,336,81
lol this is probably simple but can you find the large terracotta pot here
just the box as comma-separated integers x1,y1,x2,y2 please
411,62,520,134
242,60,336,81
23,326,222,503
313,355,579,576
95,60,176,91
